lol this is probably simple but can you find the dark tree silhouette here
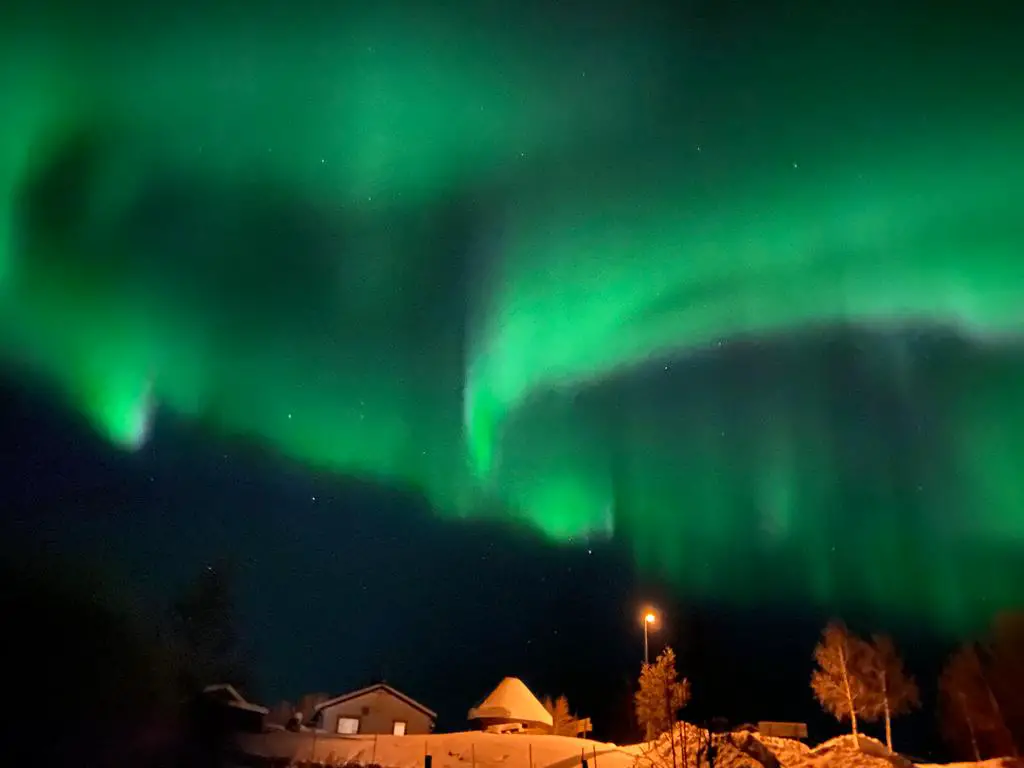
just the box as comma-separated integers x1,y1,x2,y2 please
6,551,179,767
266,700,296,727
168,560,249,697
987,611,1024,755
939,643,1015,760
297,692,330,722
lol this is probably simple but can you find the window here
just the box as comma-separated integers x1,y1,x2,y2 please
337,717,359,734
392,720,407,736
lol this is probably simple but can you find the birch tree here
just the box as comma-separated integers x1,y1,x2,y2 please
987,612,1024,755
939,644,1014,760
811,622,873,736
862,634,920,751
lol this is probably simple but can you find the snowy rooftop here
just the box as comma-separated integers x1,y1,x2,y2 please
468,677,553,727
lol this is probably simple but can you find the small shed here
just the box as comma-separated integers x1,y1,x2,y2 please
757,721,808,740
469,677,553,733
311,683,436,735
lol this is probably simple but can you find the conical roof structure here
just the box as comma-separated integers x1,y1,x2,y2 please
468,677,553,727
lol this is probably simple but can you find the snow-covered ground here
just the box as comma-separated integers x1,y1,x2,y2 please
235,727,1022,768
236,730,638,768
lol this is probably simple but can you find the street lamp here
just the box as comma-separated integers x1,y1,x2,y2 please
643,611,657,665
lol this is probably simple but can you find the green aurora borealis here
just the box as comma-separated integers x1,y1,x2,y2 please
2,0,1023,630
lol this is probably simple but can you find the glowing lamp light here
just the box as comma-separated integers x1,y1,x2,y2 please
642,609,658,664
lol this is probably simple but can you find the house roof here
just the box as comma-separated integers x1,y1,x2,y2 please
204,683,246,701
467,677,552,726
202,683,270,715
313,683,437,719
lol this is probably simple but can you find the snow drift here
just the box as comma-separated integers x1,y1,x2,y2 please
235,726,1021,768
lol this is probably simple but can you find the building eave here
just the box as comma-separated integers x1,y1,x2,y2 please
313,683,437,720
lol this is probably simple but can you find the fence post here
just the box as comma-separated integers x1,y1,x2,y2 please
529,743,533,768
372,734,379,765
472,742,476,768
581,747,588,768
592,746,598,768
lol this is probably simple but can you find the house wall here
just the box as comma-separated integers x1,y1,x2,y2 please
319,689,434,735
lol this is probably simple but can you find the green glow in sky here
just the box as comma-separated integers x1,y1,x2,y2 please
2,0,1023,631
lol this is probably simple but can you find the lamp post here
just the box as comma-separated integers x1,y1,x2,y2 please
643,612,656,665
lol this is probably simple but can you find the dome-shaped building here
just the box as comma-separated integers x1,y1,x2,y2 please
468,677,553,734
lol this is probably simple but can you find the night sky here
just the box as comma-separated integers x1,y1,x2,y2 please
2,0,1023,759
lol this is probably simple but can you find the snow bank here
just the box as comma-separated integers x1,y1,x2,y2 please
787,734,913,768
754,734,812,767
234,726,1020,768
236,730,637,768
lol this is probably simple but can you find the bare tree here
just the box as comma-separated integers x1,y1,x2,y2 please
632,720,703,768
940,658,982,762
987,612,1024,755
862,634,920,751
940,644,1014,760
811,621,873,736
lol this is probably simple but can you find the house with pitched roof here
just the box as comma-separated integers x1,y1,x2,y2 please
309,683,436,735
